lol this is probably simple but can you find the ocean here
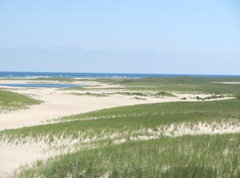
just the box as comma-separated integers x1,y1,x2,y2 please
0,71,239,79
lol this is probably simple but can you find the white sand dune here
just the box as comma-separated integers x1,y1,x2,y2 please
0,87,184,131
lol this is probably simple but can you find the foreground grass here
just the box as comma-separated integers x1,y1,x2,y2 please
17,133,240,178
0,89,41,113
0,99,239,177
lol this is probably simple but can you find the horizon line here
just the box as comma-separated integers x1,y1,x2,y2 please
0,71,240,76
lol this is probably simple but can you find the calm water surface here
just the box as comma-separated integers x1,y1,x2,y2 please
0,83,80,88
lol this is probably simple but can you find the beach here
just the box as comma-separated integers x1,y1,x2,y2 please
0,78,238,177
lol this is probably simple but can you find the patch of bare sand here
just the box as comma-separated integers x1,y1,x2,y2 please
213,82,240,85
0,141,54,178
0,138,100,178
0,87,182,131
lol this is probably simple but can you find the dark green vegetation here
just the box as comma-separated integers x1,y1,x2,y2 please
155,91,176,97
116,91,175,97
112,77,240,94
18,134,240,178
233,92,240,99
71,92,107,97
0,89,41,113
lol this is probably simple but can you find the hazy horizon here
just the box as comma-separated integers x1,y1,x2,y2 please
1,71,240,77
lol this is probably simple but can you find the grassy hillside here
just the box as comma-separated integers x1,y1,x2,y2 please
114,77,240,94
0,89,41,113
18,134,240,178
1,100,240,141
0,99,239,177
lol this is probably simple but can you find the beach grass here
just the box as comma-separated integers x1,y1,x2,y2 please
0,89,41,113
15,133,240,178
70,92,107,97
232,92,240,99
61,77,240,98
0,99,239,177
1,99,240,142
0,99,239,140
1,77,240,177
111,77,240,94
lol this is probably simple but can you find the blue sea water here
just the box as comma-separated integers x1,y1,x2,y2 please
0,71,239,79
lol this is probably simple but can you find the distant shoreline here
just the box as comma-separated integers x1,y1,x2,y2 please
0,71,240,79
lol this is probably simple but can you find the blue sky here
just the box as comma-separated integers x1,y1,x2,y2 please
0,0,240,74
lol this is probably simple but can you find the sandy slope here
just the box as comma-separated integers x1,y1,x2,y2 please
0,87,186,131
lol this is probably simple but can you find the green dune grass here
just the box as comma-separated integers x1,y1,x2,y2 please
1,77,240,177
113,77,240,94
0,89,41,113
1,99,240,142
0,99,239,177
16,133,240,178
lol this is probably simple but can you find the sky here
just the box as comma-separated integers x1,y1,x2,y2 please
0,0,240,74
